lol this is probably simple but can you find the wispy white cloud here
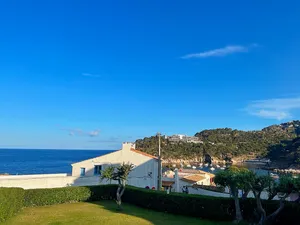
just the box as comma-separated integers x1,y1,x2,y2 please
89,129,100,137
245,97,300,120
82,73,101,78
181,44,258,59
61,128,100,137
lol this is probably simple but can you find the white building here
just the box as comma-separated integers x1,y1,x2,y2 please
166,134,202,143
180,174,211,186
0,142,158,190
71,142,159,189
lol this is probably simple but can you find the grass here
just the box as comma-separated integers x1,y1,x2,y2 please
3,201,233,225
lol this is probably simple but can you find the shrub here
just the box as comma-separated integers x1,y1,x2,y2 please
24,185,118,207
24,186,91,207
122,186,235,221
121,186,300,225
1,185,299,225
240,198,300,225
87,184,117,201
0,188,25,222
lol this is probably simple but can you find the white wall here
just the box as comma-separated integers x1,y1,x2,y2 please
0,172,156,190
0,143,158,190
188,186,231,198
0,174,75,189
1,174,298,201
71,145,158,189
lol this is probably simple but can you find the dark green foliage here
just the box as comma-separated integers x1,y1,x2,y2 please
87,185,117,201
23,185,119,207
240,198,300,225
100,166,115,183
0,188,25,222
1,185,300,225
113,163,134,209
24,186,92,207
113,163,134,182
122,186,235,221
268,137,300,164
121,186,300,225
214,167,253,222
136,121,300,161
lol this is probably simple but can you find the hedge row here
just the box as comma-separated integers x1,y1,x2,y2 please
122,186,300,225
0,188,25,222
0,185,117,222
24,185,117,207
123,187,235,221
1,185,300,225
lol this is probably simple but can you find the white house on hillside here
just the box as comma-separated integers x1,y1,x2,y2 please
71,142,159,189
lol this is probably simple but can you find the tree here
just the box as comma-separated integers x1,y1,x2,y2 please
112,163,134,210
214,166,252,223
99,163,134,210
100,166,115,184
247,173,272,225
247,173,300,225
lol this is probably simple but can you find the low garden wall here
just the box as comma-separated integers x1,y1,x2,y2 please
0,185,299,224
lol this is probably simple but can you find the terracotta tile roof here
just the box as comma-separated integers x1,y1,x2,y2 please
181,174,206,184
180,169,215,178
207,173,215,178
162,181,175,187
130,148,158,160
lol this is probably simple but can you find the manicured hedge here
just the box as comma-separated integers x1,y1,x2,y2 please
122,186,300,225
0,188,25,222
1,185,300,225
86,184,117,201
123,186,235,221
24,185,117,207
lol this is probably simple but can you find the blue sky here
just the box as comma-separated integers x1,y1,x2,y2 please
0,0,300,149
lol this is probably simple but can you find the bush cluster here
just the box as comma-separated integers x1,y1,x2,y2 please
24,185,117,207
122,186,300,225
0,188,25,222
123,186,235,221
24,186,92,207
1,185,300,225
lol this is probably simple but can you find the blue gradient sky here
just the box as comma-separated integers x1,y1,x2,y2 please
1,1,300,149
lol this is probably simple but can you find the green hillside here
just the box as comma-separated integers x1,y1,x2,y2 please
135,120,300,163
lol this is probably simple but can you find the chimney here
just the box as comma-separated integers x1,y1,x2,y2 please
122,142,135,151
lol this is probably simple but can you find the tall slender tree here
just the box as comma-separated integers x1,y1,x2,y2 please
99,163,134,210
215,166,252,223
113,163,134,210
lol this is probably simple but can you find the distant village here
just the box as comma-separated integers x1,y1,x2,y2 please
164,134,203,144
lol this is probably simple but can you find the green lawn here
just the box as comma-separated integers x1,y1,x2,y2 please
3,201,232,225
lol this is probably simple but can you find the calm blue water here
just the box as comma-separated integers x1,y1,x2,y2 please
0,149,115,175
198,166,269,176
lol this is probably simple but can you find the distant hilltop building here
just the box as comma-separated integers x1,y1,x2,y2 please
165,134,203,144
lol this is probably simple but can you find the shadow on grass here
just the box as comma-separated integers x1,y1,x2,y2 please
90,200,233,225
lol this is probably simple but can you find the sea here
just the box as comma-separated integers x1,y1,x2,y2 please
196,163,270,176
0,149,115,175
0,148,270,176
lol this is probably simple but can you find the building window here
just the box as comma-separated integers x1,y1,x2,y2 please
80,168,86,177
94,165,102,175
